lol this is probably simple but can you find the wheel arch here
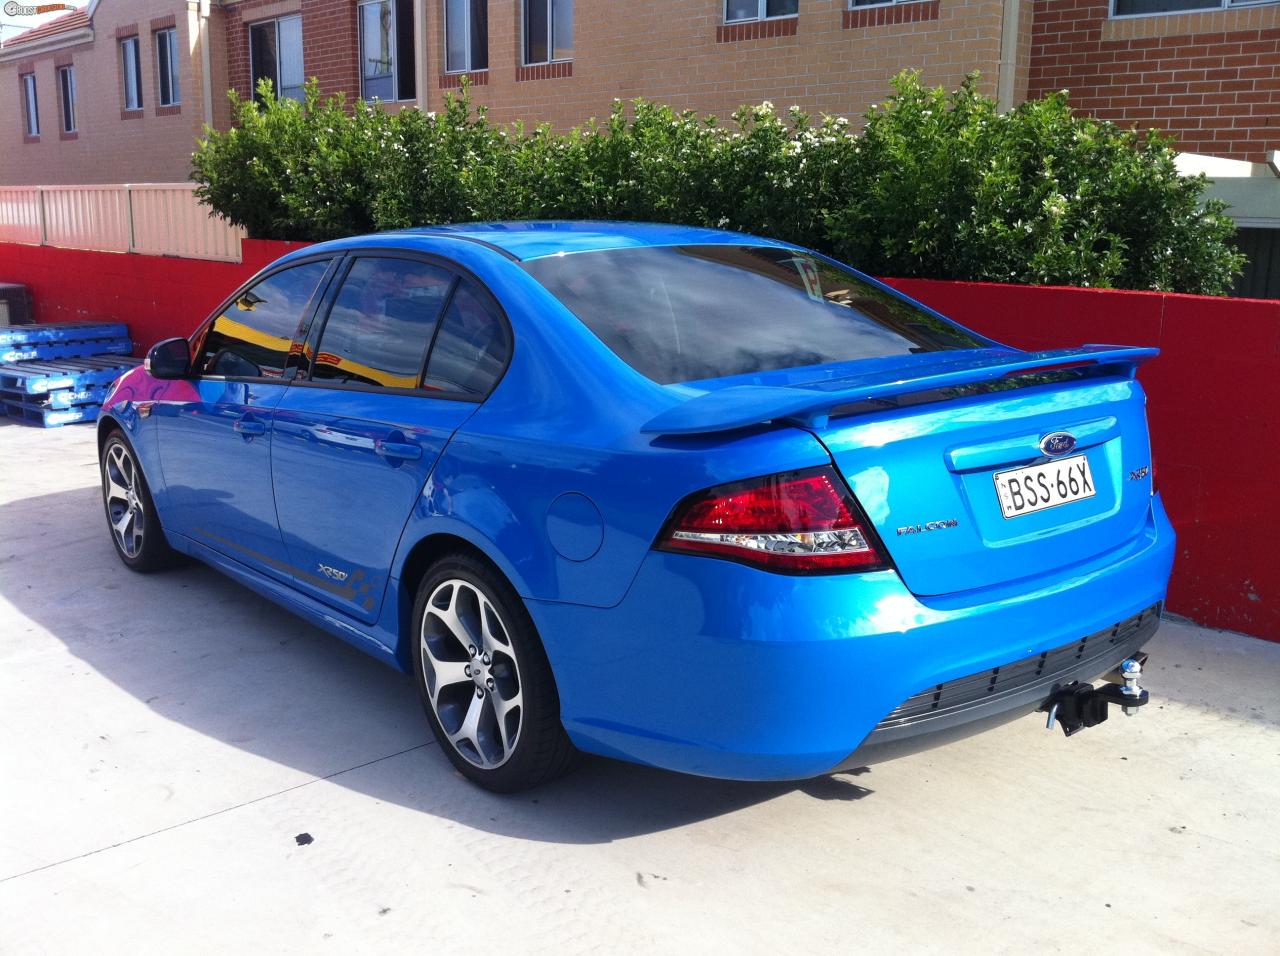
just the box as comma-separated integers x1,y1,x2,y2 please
392,531,522,670
97,412,125,455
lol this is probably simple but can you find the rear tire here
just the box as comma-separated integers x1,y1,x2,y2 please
100,431,181,572
411,551,578,792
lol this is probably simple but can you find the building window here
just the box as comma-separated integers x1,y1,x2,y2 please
523,0,572,65
250,15,304,102
1112,0,1271,14
727,0,798,20
156,27,181,107
20,73,39,137
120,36,143,110
445,0,489,73
58,66,75,133
358,0,416,101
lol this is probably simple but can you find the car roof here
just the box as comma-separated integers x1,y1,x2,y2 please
309,221,798,263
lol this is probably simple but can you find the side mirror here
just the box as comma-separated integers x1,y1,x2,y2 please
145,337,192,379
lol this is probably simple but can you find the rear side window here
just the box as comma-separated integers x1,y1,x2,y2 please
198,260,330,378
423,278,510,396
523,245,986,384
311,257,454,389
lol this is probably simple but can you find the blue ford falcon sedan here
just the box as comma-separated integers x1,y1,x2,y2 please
98,222,1173,791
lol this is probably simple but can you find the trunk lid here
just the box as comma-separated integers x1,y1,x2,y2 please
644,346,1159,596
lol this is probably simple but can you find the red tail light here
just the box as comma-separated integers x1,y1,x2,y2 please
657,466,890,573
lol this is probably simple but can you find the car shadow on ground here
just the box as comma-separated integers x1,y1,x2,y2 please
0,485,875,847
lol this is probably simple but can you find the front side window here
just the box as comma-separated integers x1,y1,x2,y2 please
57,66,75,132
523,0,572,65
359,0,416,101
727,0,798,20
20,73,38,136
156,27,181,106
524,245,985,385
198,261,330,378
121,36,142,110
311,257,454,389
446,0,489,73
250,15,304,102
423,278,510,396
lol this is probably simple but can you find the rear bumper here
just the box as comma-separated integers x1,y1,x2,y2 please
527,497,1176,781
831,602,1161,770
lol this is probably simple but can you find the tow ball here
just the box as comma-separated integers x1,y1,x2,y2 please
1040,653,1150,737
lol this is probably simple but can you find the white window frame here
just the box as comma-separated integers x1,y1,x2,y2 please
726,0,799,22
156,27,181,107
445,0,488,75
121,36,142,111
58,66,75,133
358,0,416,101
846,0,922,11
522,0,572,66
1110,0,1277,17
21,73,39,137
248,15,304,102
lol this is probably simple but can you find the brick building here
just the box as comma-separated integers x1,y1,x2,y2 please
0,0,227,184
0,0,1275,184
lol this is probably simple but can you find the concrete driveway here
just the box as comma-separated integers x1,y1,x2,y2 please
2,419,1278,955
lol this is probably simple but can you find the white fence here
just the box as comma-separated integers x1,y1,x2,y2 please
0,183,245,262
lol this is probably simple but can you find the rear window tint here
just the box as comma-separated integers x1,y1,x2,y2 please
523,245,985,384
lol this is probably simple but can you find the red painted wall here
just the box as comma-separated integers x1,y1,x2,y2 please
0,240,1274,642
0,240,308,349
886,277,1279,642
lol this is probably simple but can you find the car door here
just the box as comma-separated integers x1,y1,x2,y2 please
155,257,335,581
270,253,512,623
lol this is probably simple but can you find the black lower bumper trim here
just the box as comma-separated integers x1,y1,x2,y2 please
831,602,1162,771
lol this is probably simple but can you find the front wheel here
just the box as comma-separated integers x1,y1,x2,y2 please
100,431,180,572
411,552,578,792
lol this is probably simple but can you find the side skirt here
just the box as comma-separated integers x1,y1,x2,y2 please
169,532,407,672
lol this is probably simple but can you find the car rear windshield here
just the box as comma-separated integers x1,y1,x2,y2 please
523,245,986,384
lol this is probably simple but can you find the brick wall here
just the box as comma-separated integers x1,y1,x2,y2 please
441,0,1008,129
1028,0,1280,162
224,0,359,102
222,0,1011,129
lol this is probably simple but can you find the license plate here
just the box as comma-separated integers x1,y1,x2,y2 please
993,454,1096,519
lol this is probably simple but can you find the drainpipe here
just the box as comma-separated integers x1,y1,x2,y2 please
997,0,1021,112
195,0,214,128
414,0,428,112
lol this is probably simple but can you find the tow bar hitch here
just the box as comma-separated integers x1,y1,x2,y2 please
1040,653,1150,737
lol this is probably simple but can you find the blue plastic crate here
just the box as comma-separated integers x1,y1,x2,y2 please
0,322,130,348
1,399,100,427
0,383,108,409
0,355,141,394
1,337,133,364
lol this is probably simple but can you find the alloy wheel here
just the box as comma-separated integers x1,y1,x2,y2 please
104,443,146,559
420,578,524,769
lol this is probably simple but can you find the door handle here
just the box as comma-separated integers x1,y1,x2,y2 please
233,419,267,437
375,439,422,461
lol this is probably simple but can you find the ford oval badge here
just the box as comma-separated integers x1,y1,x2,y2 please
1040,432,1077,457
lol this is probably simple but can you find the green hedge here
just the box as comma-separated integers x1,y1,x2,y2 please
192,72,1244,295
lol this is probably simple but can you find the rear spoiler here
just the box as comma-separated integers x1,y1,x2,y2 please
641,345,1158,436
